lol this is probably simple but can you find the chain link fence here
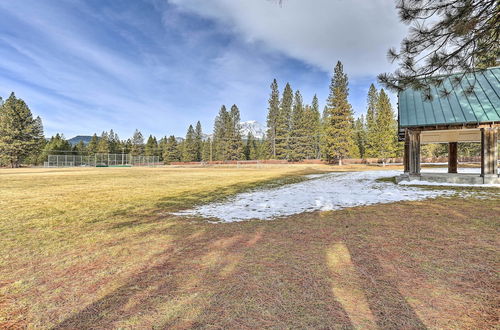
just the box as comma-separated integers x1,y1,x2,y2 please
44,154,160,167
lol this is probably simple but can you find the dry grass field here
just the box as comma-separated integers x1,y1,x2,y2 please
0,165,498,328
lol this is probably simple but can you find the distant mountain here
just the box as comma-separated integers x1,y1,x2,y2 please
68,135,93,145
66,121,265,146
240,120,265,139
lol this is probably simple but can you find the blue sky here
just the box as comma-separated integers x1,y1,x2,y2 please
0,0,407,139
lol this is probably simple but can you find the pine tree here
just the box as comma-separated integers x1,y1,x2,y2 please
321,61,356,165
0,93,45,167
96,131,110,154
372,89,398,162
122,139,132,154
266,79,280,158
250,137,260,160
379,0,498,95
213,105,229,161
201,138,212,162
41,134,72,161
28,116,45,165
353,115,367,158
87,134,99,154
182,125,197,161
163,135,181,164
194,121,203,161
145,135,158,156
244,132,255,160
108,129,120,154
227,104,244,160
158,136,167,161
365,84,379,157
130,129,144,156
289,90,307,161
275,83,293,159
74,140,87,155
255,139,267,160
308,95,322,159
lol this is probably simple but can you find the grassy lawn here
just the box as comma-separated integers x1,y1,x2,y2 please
0,165,498,328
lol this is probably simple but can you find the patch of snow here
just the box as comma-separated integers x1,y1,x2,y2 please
173,170,462,222
421,167,481,174
400,179,500,188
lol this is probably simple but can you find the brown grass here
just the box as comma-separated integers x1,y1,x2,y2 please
0,165,498,328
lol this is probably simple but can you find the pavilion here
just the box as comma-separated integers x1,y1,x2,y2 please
398,66,500,184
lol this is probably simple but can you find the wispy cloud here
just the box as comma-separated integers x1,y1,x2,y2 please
0,0,405,138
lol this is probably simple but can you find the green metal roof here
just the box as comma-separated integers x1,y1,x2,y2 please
399,66,500,128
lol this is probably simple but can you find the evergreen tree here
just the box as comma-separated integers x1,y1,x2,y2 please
96,131,110,154
74,140,87,155
0,93,45,167
145,135,158,156
353,115,367,158
289,90,307,161
379,0,498,96
182,125,197,161
194,121,203,161
87,134,99,154
152,136,159,156
122,139,132,154
108,129,120,154
163,135,181,164
130,129,144,156
372,89,398,162
41,134,72,161
266,79,280,158
365,84,379,157
28,116,45,165
158,136,167,161
255,139,267,160
201,138,212,162
321,61,356,164
213,105,229,161
251,137,261,160
227,104,244,160
244,132,257,160
275,83,293,159
308,95,322,159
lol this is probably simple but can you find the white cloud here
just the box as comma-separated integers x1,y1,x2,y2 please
169,0,408,77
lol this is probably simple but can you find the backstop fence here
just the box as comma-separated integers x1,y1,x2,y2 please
44,154,160,167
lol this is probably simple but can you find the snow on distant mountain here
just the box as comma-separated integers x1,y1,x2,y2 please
240,120,265,139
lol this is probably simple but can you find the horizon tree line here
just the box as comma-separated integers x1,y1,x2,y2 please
2,60,456,167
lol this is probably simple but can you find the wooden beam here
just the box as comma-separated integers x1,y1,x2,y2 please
401,122,500,132
448,142,458,173
481,127,499,176
408,130,421,175
404,129,410,173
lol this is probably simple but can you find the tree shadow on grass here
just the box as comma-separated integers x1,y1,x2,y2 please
53,207,427,329
53,224,355,329
344,236,427,329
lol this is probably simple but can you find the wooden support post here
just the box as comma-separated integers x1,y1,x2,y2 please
448,142,458,173
403,129,410,173
408,130,421,176
481,127,498,176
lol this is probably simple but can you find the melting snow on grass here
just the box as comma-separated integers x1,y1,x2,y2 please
174,170,462,222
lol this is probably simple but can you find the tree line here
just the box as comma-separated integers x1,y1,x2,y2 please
0,61,402,167
1,61,407,167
